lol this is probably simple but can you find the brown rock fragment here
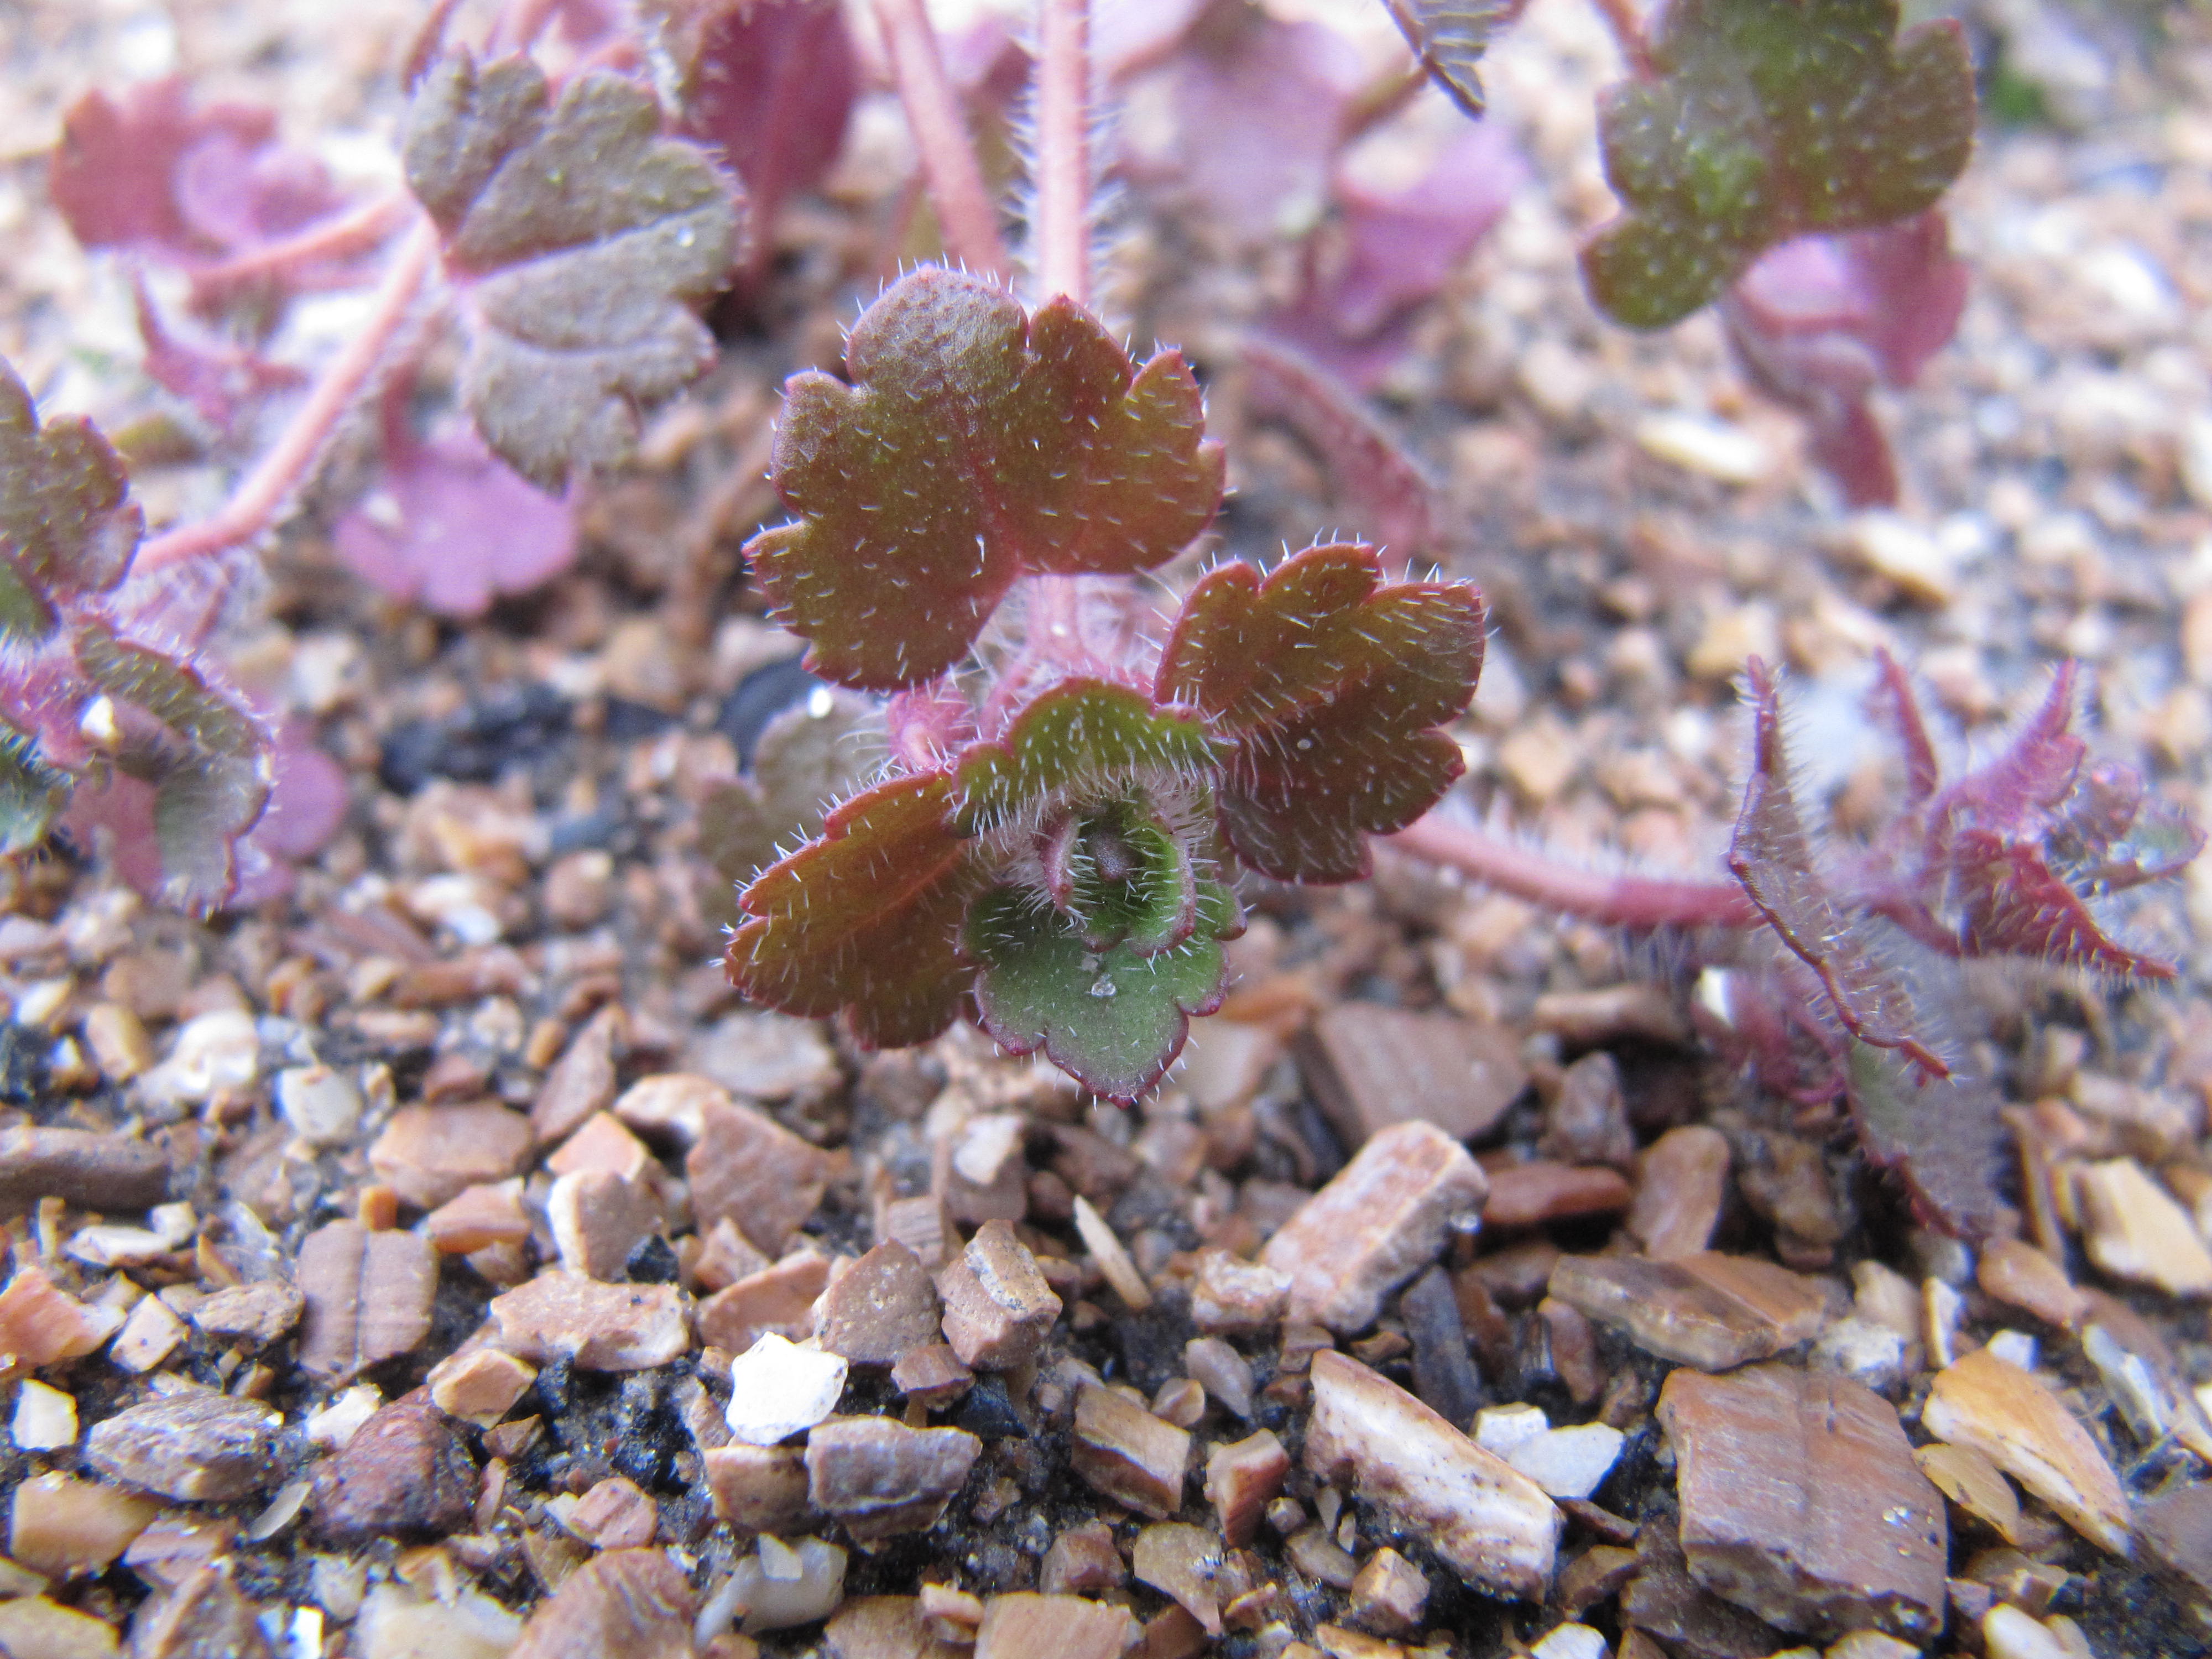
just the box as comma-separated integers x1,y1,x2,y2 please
1300,1004,1527,1146
0,1266,117,1370
817,1241,941,1365
1482,1162,1634,1230
1189,1250,1291,1334
1345,1547,1429,1636
567,1478,658,1550
2074,1159,2212,1295
294,1220,437,1381
973,1593,1136,1659
128,1563,271,1659
1977,1237,2090,1332
1546,1253,1824,1371
823,1595,966,1659
890,1343,973,1406
878,1194,954,1270
1040,1521,1125,1594
188,1281,303,1352
805,1417,982,1539
1658,1364,1948,1640
1133,1522,1224,1635
8,1473,156,1578
687,1098,832,1256
692,1217,773,1292
2137,1481,2212,1616
0,1126,169,1212
1304,1351,1561,1601
428,1347,537,1426
532,1005,624,1142
1205,1430,1289,1547
108,1294,185,1374
1538,1051,1636,1168
697,1251,832,1354
1071,1383,1190,1519
1260,1120,1488,1334
547,1110,656,1182
86,1391,286,1502
1923,1349,2130,1556
368,1102,534,1210
702,1443,815,1533
0,1595,124,1659
311,1396,477,1547
420,1180,532,1254
508,1548,696,1659
1626,1126,1730,1259
547,1169,660,1280
936,1221,1062,1369
1620,1514,1791,1659
490,1272,691,1370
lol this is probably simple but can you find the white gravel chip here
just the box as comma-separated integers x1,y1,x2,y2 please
1504,1423,1626,1500
11,1380,77,1450
1529,1624,1610,1659
724,1333,849,1446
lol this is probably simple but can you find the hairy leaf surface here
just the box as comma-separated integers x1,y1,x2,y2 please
969,878,1240,1102
951,679,1220,838
1845,1039,2012,1239
1157,544,1483,881
1583,0,1974,328
748,269,1224,689
726,773,985,1048
404,51,742,488
702,685,888,907
0,364,142,642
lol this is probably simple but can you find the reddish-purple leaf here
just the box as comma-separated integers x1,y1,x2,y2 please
1583,0,1975,329
748,268,1224,690
332,420,577,617
1729,658,1947,1077
402,51,743,489
1721,213,1968,507
1845,1036,2012,1240
1947,831,2179,979
1924,663,2084,845
1867,648,1940,805
133,276,304,434
641,0,858,254
726,773,987,1049
1239,339,1442,559
1157,543,1484,881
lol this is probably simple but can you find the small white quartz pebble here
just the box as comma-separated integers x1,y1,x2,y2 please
11,1379,77,1450
1505,1423,1626,1500
729,1535,848,1633
304,1384,383,1451
724,1333,849,1447
1474,1403,1550,1457
1983,1603,2076,1659
1985,1329,2039,1371
1529,1623,1610,1659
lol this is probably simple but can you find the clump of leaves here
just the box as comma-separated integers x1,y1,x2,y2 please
724,267,1485,1098
1718,654,2200,1233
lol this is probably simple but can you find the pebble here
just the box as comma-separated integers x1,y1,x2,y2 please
310,1396,477,1547
1809,1317,1909,1396
507,1548,696,1659
367,1102,535,1211
1913,1441,2022,1545
1188,1249,1291,1334
1300,1003,1527,1146
294,1220,437,1380
2073,1158,2212,1295
85,1389,288,1502
724,1332,849,1445
1204,1428,1289,1546
274,1065,364,1148
1183,1336,1254,1419
1070,1194,1151,1310
701,1442,815,1533
1547,1252,1827,1370
697,1249,831,1354
1347,1546,1429,1635
427,1347,536,1426
189,1280,305,1352
1981,1604,2083,1659
1843,512,1957,606
304,1384,383,1451
8,1472,156,1577
1528,1627,1608,1659
531,1005,623,1142
108,1293,187,1373
1503,1423,1626,1501
687,1097,833,1256
612,1072,729,1146
972,1592,1135,1659
0,1125,169,1212
12,1378,76,1449
1304,1350,1562,1601
2136,1480,2212,1613
816,1241,942,1366
1260,1120,1489,1334
805,1416,982,1538
546,1168,660,1280
1976,1238,2090,1332
137,1009,259,1107
723,1534,847,1634
130,1562,272,1659
824,1595,966,1659
890,1343,974,1406
1538,1051,1636,1168
1071,1381,1190,1519
0,1595,124,1659
936,1220,1063,1369
491,1272,691,1371
420,1180,533,1255
1483,1161,1634,1230
1133,1522,1225,1635
0,1266,122,1372
689,1010,842,1100
1922,1349,2131,1556
1634,410,1770,483
1659,1364,1947,1641
1040,1522,1125,1595
1625,1126,1731,1258
565,1477,658,1550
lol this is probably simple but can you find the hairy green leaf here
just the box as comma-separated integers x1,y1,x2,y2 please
748,268,1225,690
404,51,742,488
969,878,1241,1102
952,679,1221,839
1045,799,1201,957
0,362,142,643
726,773,986,1048
0,727,69,855
1583,0,1974,328
1156,543,1483,881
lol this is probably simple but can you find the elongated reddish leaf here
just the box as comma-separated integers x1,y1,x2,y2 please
1729,659,1946,1076
1867,648,1940,805
643,0,858,252
951,679,1221,838
1583,0,1975,329
403,51,742,489
1157,544,1483,881
1845,1037,2012,1239
1239,340,1440,558
749,269,1223,690
726,773,986,1048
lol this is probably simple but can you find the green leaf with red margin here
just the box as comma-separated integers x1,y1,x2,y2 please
747,268,1225,690
1156,543,1484,881
403,51,742,489
725,771,987,1048
1583,0,1974,329
952,679,1222,839
1729,658,1946,1077
968,877,1241,1103
0,362,143,643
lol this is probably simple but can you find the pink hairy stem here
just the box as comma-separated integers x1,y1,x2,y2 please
188,188,413,291
1034,0,1093,306
872,0,1015,282
135,216,439,573
1389,813,1761,931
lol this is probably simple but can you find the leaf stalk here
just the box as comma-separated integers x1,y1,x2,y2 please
872,0,1015,283
1389,812,1760,930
